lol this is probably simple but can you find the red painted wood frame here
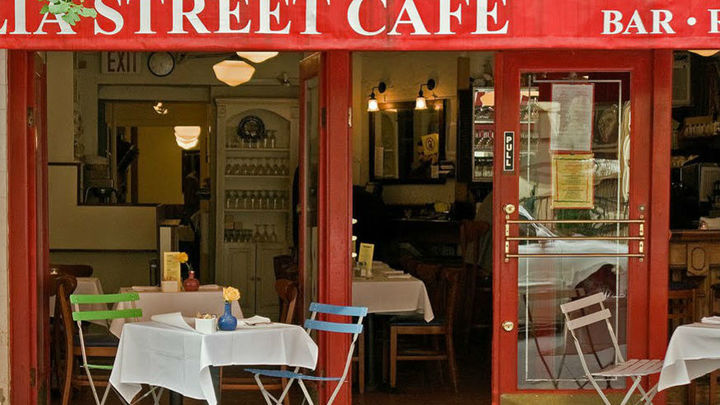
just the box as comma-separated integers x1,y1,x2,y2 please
492,50,671,404
7,50,50,404
299,51,353,404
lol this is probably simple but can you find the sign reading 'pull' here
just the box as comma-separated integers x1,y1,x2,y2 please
503,131,515,172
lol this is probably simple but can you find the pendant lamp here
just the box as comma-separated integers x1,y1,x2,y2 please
174,126,201,150
236,52,279,64
213,59,255,87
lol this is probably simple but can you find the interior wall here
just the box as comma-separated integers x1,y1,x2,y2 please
352,51,493,204
137,127,185,205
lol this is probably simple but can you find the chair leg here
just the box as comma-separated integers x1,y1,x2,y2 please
711,371,719,405
390,327,398,389
688,380,697,405
61,350,73,405
358,333,365,394
445,333,458,393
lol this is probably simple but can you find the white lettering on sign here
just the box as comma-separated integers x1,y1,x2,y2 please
601,9,676,35
258,0,291,34
217,0,251,34
170,0,210,34
34,12,76,35
347,0,386,36
503,131,514,172
473,0,508,35
388,0,430,36
710,9,720,33
95,0,124,35
102,52,141,74
437,0,466,35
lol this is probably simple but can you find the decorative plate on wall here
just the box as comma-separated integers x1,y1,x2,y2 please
237,115,266,141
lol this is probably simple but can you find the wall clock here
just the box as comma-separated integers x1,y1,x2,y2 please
237,116,266,141
147,52,175,77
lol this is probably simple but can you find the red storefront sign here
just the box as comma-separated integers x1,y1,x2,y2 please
1,0,720,50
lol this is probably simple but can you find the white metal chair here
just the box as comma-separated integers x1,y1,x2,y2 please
560,292,662,405
246,302,368,405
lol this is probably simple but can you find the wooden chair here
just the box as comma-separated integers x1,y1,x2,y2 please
459,220,491,346
220,280,300,403
50,273,78,405
388,267,462,392
668,289,698,405
51,264,94,278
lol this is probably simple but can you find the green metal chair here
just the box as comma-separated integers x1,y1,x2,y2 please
71,292,163,405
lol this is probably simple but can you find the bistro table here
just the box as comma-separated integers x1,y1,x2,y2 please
659,322,720,392
109,321,318,405
352,271,435,387
50,277,107,326
109,287,242,337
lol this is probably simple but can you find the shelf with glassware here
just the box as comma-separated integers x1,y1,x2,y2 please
472,87,538,182
215,99,299,305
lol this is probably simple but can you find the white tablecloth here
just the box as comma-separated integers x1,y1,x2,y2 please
50,277,107,326
109,289,243,337
659,323,720,391
352,274,435,322
109,321,318,405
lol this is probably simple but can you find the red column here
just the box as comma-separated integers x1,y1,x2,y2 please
7,51,40,404
317,51,353,404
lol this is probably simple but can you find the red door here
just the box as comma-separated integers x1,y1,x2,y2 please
492,51,660,402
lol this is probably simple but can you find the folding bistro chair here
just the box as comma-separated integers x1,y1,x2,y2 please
246,302,368,405
71,292,163,405
560,292,663,405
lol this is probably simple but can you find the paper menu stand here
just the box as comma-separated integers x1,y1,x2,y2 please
358,243,375,278
162,252,182,290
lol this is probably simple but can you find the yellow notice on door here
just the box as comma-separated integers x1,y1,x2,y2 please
551,153,595,209
162,252,183,289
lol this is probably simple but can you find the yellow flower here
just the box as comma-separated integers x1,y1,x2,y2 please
223,286,241,302
176,252,189,263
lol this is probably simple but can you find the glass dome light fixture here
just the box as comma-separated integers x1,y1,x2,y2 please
368,81,387,112
213,58,256,87
174,126,201,150
416,79,436,110
689,50,720,57
176,137,199,150
236,52,279,64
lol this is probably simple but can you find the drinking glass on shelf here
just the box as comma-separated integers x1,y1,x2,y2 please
231,161,241,175
270,225,278,242
233,191,241,209
225,192,232,209
272,159,280,176
262,224,270,242
268,131,277,149
225,163,233,175
258,159,268,175
253,225,261,242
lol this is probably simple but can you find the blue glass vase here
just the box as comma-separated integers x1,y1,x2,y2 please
218,302,237,331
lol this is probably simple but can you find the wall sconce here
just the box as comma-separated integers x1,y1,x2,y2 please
153,101,168,115
689,50,720,57
416,79,436,110
368,82,386,112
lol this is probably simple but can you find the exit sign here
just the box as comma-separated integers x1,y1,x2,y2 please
101,52,141,74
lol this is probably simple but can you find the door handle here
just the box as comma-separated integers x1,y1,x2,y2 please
502,321,514,332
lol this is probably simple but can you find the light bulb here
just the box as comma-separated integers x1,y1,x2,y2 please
368,97,379,112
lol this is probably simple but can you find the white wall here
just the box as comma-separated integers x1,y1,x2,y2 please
0,49,9,404
352,51,493,204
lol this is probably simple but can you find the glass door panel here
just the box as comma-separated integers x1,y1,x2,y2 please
514,73,633,389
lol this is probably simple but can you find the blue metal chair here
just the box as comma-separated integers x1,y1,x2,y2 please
246,302,368,405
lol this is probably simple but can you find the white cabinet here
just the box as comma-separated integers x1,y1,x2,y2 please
215,98,298,319
222,242,286,318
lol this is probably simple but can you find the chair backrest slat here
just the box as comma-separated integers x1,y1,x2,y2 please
566,308,612,331
72,308,142,322
70,292,139,305
304,319,363,334
560,292,606,314
309,303,368,317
